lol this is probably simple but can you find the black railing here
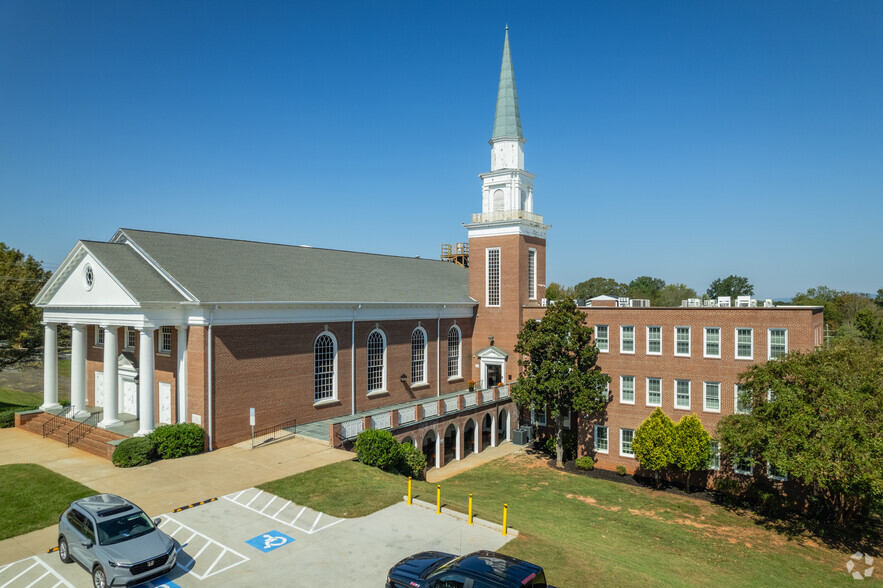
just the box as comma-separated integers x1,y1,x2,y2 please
67,412,100,447
251,418,297,449
42,406,73,437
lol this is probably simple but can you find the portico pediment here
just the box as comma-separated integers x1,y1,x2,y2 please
476,345,509,361
37,245,138,308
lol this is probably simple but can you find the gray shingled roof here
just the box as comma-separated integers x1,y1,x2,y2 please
83,241,187,303
117,229,473,305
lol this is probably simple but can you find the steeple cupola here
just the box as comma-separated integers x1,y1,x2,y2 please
490,26,525,172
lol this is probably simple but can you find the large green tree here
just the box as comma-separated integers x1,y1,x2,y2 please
656,283,698,307
0,244,50,372
707,275,754,300
572,277,629,301
633,408,674,487
671,414,711,493
512,296,610,467
628,276,666,304
717,339,883,523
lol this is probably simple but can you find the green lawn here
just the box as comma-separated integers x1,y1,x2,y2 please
261,454,860,587
0,464,96,540
0,387,43,409
58,359,71,378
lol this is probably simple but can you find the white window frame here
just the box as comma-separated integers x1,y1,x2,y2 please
646,326,662,355
313,331,338,403
94,326,104,348
703,381,721,413
704,327,721,358
594,425,608,453
534,406,547,427
768,328,788,360
620,375,635,405
709,440,721,470
734,452,753,476
674,326,691,357
595,325,609,352
367,328,387,395
527,248,537,300
125,327,136,350
620,428,635,457
410,327,428,385
620,325,635,354
767,462,787,482
735,384,751,414
486,247,501,307
646,377,662,407
735,328,753,360
447,325,461,379
674,379,691,410
158,326,172,355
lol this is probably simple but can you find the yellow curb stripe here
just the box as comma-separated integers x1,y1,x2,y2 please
47,547,59,553
173,497,218,512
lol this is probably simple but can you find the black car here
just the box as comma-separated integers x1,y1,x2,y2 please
386,550,553,588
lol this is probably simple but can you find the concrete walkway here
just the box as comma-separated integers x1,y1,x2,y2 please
426,441,524,483
0,428,352,562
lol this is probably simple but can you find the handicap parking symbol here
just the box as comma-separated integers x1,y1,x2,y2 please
245,530,295,553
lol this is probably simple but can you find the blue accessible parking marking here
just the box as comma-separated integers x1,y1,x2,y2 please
134,576,181,588
245,530,295,553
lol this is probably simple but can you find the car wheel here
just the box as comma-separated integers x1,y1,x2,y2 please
92,565,108,588
58,537,72,564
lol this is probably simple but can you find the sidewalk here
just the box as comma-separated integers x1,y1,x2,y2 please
0,427,352,561
426,441,524,483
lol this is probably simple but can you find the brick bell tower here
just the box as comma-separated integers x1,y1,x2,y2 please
466,27,550,389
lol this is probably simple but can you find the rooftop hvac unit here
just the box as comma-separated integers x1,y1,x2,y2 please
512,427,531,445
764,299,774,307
630,299,650,307
618,297,631,307
703,299,716,307
718,296,732,307
688,298,701,307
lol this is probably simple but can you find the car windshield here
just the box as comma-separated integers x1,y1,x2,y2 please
97,511,155,545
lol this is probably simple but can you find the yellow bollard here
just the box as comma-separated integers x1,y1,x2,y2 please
468,494,473,525
436,485,441,514
502,503,508,536
408,477,412,505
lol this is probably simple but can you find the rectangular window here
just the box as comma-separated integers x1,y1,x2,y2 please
620,326,634,354
486,248,500,307
94,327,104,348
704,327,720,358
675,379,691,410
646,326,661,354
768,462,787,481
595,325,609,352
736,328,753,359
768,328,787,360
620,376,635,404
709,440,721,470
646,377,662,407
125,327,136,349
159,326,172,354
620,428,635,457
734,452,753,476
735,384,751,414
527,248,536,300
595,425,608,453
675,326,690,356
704,381,720,412
535,406,546,427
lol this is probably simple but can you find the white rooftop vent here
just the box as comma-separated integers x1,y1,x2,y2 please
736,295,752,307
703,299,716,307
718,296,731,307
764,299,774,307
617,297,631,307
630,299,651,307
688,298,701,307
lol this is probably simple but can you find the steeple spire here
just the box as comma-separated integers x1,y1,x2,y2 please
492,26,523,140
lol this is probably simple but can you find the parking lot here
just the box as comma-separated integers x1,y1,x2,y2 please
0,487,515,587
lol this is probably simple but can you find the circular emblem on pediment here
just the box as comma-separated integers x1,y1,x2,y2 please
83,264,94,291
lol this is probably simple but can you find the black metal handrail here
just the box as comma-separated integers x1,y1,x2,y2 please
251,418,297,449
42,406,73,437
67,412,101,447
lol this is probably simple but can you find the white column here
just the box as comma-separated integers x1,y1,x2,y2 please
99,326,122,428
41,323,61,411
70,324,89,418
135,328,156,437
176,325,188,423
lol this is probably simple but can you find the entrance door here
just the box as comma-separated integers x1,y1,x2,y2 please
121,377,137,415
485,364,502,387
159,382,172,424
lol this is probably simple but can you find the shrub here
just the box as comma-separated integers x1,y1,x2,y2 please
397,442,427,479
112,437,157,468
542,430,577,461
149,423,205,459
575,456,594,471
0,406,39,429
616,465,628,476
355,429,401,470
713,477,741,500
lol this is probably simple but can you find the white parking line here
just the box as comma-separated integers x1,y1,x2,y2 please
0,556,74,588
157,515,249,580
222,488,344,535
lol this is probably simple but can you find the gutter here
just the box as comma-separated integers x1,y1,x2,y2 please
207,305,216,451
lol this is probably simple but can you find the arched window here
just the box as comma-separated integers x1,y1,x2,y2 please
410,327,427,384
367,329,386,393
447,325,461,379
314,332,337,402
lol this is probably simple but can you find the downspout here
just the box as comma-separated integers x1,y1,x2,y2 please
207,306,216,451
352,304,360,415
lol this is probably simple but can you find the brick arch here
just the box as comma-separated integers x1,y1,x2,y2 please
463,417,478,457
442,422,460,465
481,410,496,449
497,406,512,442
417,428,440,470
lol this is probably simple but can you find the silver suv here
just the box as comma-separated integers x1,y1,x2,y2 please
58,494,177,587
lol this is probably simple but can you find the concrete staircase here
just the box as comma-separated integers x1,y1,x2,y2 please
17,412,127,460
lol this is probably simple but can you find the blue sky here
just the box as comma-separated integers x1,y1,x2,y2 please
1,1,881,299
